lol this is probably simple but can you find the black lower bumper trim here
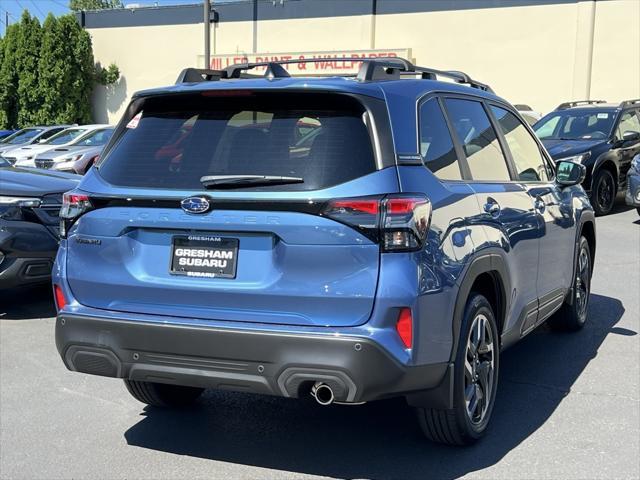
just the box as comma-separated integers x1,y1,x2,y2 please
56,314,451,405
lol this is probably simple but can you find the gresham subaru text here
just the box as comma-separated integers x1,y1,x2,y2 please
52,58,595,446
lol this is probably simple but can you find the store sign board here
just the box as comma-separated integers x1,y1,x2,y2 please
198,48,412,75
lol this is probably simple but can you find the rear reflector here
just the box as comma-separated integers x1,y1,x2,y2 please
396,308,413,349
53,285,67,311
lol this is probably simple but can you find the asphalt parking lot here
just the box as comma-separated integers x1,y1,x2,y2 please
0,206,638,480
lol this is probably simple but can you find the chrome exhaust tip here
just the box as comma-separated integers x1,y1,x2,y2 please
311,382,334,406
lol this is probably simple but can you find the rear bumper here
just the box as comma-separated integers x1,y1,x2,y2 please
55,313,453,407
0,220,58,288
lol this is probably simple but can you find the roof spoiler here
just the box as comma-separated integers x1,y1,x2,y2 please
175,57,494,93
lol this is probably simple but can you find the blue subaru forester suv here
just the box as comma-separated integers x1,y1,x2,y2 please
53,58,595,445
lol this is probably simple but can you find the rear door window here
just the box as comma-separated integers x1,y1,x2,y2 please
490,106,550,182
418,98,462,180
444,98,511,182
99,93,376,191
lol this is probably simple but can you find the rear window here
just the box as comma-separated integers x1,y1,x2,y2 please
99,93,377,191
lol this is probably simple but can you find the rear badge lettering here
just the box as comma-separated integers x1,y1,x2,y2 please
75,237,102,245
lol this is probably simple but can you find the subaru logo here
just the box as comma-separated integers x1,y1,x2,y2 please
181,196,210,214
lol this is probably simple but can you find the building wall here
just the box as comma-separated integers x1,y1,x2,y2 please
86,0,640,124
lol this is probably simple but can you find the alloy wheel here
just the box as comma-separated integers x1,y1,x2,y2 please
464,313,495,425
575,244,591,321
596,173,615,213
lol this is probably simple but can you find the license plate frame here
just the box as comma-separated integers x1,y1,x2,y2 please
170,235,239,279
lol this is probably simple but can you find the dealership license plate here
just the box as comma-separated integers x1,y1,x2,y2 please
170,235,238,279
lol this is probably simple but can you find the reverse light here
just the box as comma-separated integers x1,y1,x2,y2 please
396,308,413,349
59,191,93,238
53,284,67,311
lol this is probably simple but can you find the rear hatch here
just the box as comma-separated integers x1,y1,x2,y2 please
65,91,398,327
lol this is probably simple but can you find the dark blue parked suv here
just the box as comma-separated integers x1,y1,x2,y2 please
534,99,640,216
53,58,595,445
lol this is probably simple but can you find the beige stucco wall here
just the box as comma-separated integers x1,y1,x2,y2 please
590,0,640,102
88,0,640,124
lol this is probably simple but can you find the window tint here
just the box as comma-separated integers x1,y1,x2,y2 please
38,128,63,141
418,98,461,180
491,106,549,182
534,110,614,140
99,93,376,191
533,116,559,139
2,128,44,144
444,98,511,181
77,128,114,147
45,128,88,145
616,110,640,140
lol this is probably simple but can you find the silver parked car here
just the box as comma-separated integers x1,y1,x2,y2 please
34,127,114,174
625,153,640,216
4,125,110,168
0,125,71,155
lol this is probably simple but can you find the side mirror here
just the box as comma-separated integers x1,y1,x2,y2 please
622,131,640,143
556,160,586,187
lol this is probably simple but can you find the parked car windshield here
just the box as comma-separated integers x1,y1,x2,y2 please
75,128,114,147
45,128,89,146
0,128,44,145
534,109,615,140
98,92,376,191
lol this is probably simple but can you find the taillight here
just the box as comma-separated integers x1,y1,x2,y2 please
59,191,92,238
322,194,431,252
53,284,67,311
382,196,431,251
396,308,413,348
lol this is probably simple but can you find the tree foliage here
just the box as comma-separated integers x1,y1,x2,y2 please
69,0,123,12
0,11,120,129
0,24,19,128
15,11,42,126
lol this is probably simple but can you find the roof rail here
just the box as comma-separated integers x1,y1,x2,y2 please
619,98,640,108
174,57,493,93
556,100,607,110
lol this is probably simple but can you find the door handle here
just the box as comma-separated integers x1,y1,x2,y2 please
483,199,501,218
534,197,546,214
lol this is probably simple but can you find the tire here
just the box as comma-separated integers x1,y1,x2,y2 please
548,236,592,332
637,207,640,217
124,380,204,407
591,169,616,216
416,294,499,446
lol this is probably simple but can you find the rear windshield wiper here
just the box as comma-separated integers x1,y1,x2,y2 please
200,175,304,189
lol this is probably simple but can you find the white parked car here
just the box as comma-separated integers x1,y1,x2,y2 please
0,125,71,155
34,127,114,174
2,125,110,167
514,104,543,126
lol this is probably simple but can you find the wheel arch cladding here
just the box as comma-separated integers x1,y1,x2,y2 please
580,220,596,276
450,253,510,362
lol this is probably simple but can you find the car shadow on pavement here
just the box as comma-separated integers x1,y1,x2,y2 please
124,293,627,480
0,284,56,320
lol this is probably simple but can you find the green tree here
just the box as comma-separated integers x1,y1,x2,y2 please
37,14,95,124
15,11,42,126
68,0,122,12
0,24,20,128
1,11,120,128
